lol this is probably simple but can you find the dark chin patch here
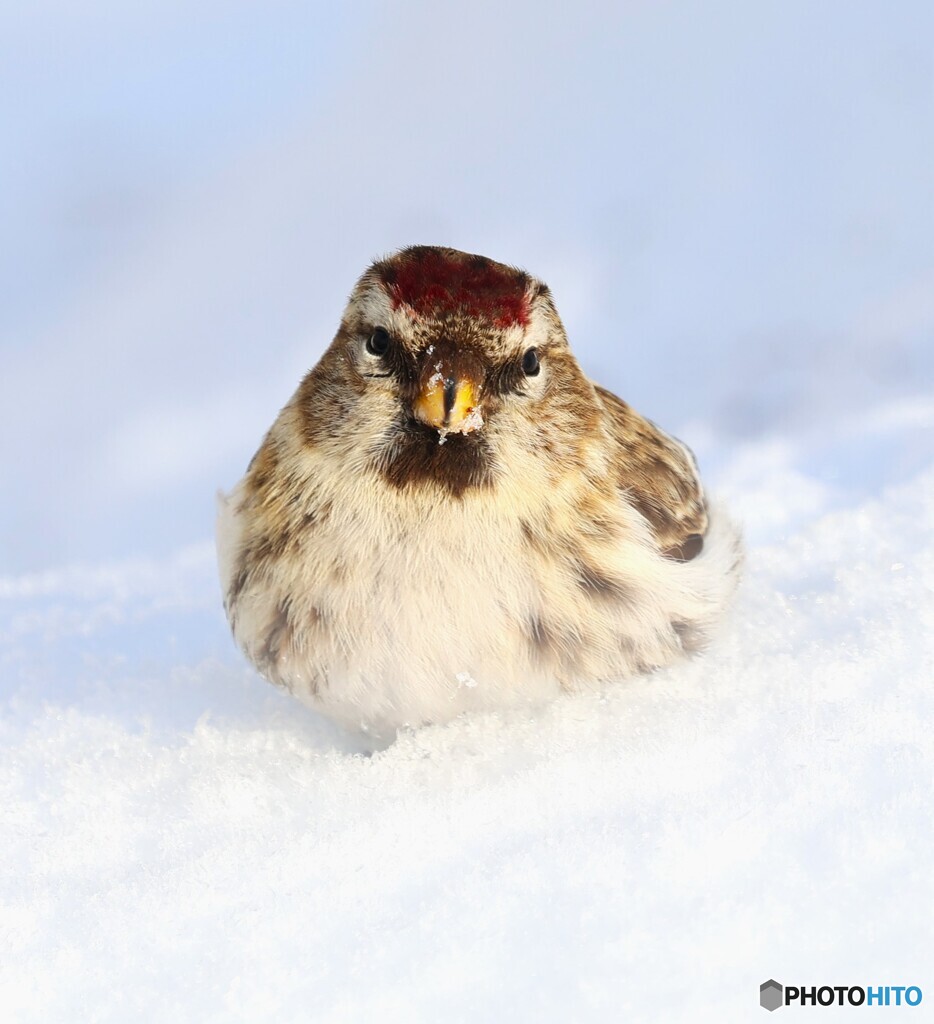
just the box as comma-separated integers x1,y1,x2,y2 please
377,420,495,497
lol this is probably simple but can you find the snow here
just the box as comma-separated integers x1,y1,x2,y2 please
3,413,932,1020
2,1,934,1020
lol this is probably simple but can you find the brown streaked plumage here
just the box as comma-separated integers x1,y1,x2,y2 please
217,245,742,739
594,385,709,559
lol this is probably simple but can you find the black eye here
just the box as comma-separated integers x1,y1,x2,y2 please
522,347,540,376
366,327,392,356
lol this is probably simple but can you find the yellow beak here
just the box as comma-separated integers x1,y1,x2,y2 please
412,343,484,434
413,375,480,432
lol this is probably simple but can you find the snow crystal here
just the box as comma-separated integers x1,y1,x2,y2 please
459,406,484,433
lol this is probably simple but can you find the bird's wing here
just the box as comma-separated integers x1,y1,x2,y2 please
594,384,708,560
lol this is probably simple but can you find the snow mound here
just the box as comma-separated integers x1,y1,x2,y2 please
2,434,932,1021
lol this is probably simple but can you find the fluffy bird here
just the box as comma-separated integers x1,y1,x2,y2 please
217,246,742,738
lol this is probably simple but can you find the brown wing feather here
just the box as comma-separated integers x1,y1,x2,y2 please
594,384,708,560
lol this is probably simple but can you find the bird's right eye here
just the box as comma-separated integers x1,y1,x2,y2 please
366,327,392,357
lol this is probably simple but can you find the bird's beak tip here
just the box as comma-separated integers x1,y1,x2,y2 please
413,374,483,435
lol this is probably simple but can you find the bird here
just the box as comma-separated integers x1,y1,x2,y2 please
217,245,742,739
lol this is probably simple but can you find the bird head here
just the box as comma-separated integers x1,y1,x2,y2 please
295,246,599,496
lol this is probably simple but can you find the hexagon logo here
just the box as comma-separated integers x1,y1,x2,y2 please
760,979,782,1012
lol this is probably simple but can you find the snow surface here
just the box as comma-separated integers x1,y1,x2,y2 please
3,405,932,1021
2,1,934,1020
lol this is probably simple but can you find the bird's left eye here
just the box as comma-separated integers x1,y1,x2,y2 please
366,328,392,356
522,348,540,376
